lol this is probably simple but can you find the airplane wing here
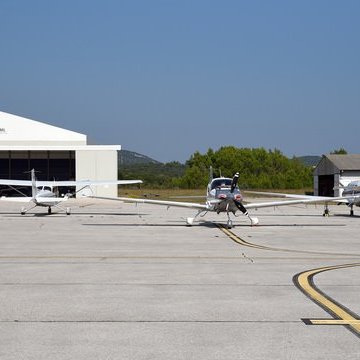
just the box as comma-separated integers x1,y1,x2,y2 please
245,191,359,204
0,196,69,203
88,194,352,211
33,179,143,186
88,196,208,210
0,179,142,187
0,196,32,203
244,196,350,209
245,191,324,199
0,180,33,186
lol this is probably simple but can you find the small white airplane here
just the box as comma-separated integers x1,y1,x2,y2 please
88,168,349,228
248,180,360,217
0,169,142,215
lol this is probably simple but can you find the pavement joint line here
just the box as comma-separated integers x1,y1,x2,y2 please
0,320,303,324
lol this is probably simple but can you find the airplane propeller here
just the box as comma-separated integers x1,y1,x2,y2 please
229,172,258,226
230,172,248,215
230,172,239,193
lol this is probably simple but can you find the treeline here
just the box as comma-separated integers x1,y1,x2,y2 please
119,161,186,188
119,146,313,189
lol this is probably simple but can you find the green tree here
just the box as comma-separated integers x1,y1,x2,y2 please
330,148,347,154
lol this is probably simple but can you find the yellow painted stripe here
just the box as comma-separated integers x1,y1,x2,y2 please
217,224,360,336
309,319,360,325
296,263,360,335
217,225,272,251
217,224,360,257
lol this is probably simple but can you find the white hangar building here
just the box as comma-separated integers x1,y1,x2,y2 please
314,154,360,197
0,111,121,197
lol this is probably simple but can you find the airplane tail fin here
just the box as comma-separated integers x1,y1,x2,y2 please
31,169,37,198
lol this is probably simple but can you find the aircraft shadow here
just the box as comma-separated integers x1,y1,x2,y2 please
82,221,218,228
0,212,148,217
333,214,360,218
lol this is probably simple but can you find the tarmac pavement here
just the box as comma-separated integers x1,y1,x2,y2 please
0,198,359,359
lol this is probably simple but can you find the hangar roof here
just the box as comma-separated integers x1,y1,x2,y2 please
0,111,87,145
326,154,360,170
314,154,360,175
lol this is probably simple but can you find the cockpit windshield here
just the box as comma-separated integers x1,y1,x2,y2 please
348,181,360,188
210,178,232,190
37,186,52,192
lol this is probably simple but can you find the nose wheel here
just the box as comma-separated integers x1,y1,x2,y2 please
226,211,233,229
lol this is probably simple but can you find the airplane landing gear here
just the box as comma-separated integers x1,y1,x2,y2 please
226,211,233,229
323,204,330,217
185,210,204,226
20,204,37,215
48,207,52,215
350,204,354,216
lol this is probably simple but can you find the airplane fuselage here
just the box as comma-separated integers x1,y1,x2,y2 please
342,181,360,207
33,188,58,207
205,177,244,214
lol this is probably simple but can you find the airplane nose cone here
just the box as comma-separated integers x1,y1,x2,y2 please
235,194,242,201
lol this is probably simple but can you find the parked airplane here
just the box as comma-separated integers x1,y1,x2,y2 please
0,169,142,215
248,180,360,217
87,169,348,228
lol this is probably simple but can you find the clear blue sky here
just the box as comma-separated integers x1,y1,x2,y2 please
1,0,359,162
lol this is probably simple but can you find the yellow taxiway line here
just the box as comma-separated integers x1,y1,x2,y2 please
217,224,360,337
294,263,360,337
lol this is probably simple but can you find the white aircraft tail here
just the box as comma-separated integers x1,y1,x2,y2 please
31,169,38,198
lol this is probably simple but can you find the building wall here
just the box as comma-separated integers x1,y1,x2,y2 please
314,157,339,176
75,150,118,197
313,175,319,196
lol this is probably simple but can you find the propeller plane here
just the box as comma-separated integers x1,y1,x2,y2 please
0,169,142,215
88,168,350,228
248,180,360,217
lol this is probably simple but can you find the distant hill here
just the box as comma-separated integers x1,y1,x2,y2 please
119,150,162,165
118,150,185,186
296,155,321,167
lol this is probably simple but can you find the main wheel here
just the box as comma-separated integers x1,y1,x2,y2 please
227,220,233,229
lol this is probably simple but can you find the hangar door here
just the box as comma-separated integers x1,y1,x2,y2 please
318,175,334,196
0,151,75,196
0,151,75,180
